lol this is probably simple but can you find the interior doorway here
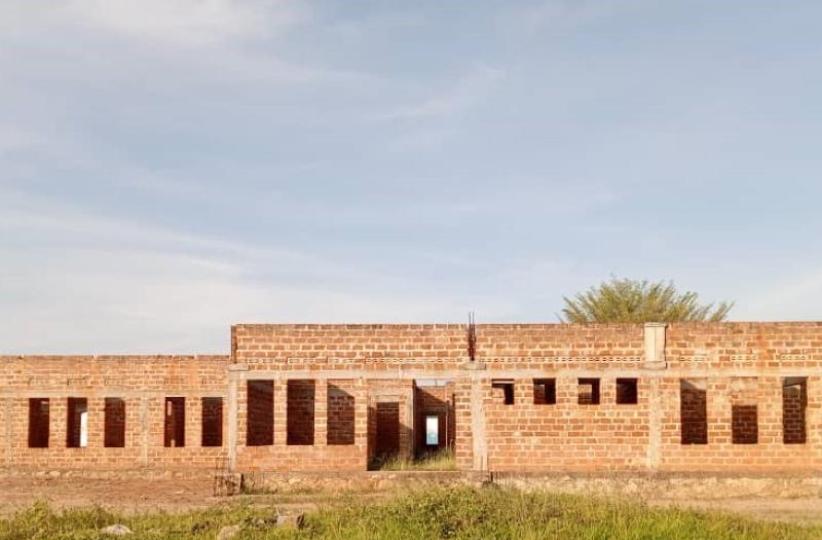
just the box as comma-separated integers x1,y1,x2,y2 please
374,401,400,458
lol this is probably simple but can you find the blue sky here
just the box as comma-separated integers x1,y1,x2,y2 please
2,1,822,353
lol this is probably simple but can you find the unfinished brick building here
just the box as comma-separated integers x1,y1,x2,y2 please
2,322,820,475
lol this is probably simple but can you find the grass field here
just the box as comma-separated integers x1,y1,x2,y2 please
2,486,821,539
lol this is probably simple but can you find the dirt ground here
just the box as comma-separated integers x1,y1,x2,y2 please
650,497,822,526
0,477,220,516
1,477,822,525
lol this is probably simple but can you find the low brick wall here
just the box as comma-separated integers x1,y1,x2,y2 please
241,470,475,494
242,470,822,501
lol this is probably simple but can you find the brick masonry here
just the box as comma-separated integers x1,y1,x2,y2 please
3,322,822,474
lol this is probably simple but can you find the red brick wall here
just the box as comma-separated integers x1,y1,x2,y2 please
659,323,822,472
4,322,822,475
235,378,367,472
232,323,644,370
481,376,649,471
327,381,355,445
0,355,228,472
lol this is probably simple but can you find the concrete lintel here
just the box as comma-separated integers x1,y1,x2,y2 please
642,361,668,371
0,390,227,399
229,368,672,381
228,364,249,373
460,361,487,371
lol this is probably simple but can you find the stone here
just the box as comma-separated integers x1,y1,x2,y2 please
276,512,305,529
101,524,133,536
217,524,241,540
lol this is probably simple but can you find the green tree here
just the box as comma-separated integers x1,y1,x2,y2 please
560,278,733,323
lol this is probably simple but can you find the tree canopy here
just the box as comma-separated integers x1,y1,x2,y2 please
560,278,733,323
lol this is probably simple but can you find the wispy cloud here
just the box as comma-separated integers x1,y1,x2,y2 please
382,64,505,121
500,0,632,37
0,189,505,352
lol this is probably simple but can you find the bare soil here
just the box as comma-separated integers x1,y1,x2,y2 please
0,477,218,516
649,497,822,526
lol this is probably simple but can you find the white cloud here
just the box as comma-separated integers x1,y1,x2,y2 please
56,0,308,47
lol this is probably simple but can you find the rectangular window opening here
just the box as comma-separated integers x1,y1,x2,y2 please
28,398,49,448
287,379,315,445
104,397,126,448
492,379,514,405
732,404,758,444
327,382,355,445
616,378,638,405
247,380,274,446
201,397,223,447
66,397,88,448
425,414,440,446
578,378,601,405
164,397,185,448
783,377,807,444
680,379,708,445
533,378,556,405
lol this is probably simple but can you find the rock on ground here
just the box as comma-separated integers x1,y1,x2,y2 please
101,524,133,536
217,524,242,540
276,512,305,528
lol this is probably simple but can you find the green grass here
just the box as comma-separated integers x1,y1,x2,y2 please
375,449,457,471
2,487,821,539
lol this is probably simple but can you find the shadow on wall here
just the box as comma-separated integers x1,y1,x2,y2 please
367,402,408,469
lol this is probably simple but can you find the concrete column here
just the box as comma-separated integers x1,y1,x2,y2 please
643,323,667,471
462,361,488,471
226,364,247,471
643,323,667,368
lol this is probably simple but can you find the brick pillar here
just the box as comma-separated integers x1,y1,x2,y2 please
88,397,104,450
453,380,473,470
709,378,731,445
189,395,201,451
315,379,328,447
52,397,66,452
226,364,247,471
646,377,662,470
139,396,149,466
644,322,667,471
3,398,10,468
274,379,288,446
355,378,368,469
